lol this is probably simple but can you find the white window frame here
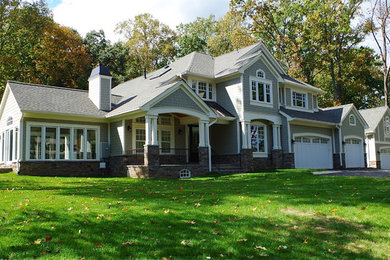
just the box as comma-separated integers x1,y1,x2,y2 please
26,122,100,161
256,69,265,79
250,122,267,157
292,91,307,108
385,116,390,136
313,95,318,110
250,76,273,106
349,114,356,126
190,79,215,101
132,120,175,154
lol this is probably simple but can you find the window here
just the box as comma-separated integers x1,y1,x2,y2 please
135,129,146,149
313,95,318,109
251,124,266,153
349,114,356,126
191,80,213,100
256,69,265,79
160,130,171,153
385,116,390,136
159,116,171,125
28,125,98,160
30,127,42,160
45,127,57,159
292,91,306,108
251,80,272,104
135,117,145,123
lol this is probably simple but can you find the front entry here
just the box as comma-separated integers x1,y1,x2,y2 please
188,125,199,163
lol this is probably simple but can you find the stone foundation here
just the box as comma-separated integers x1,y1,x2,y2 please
128,165,209,179
282,153,295,169
212,154,241,166
144,145,159,166
368,160,381,168
253,156,272,170
18,161,106,177
271,150,283,168
333,153,346,169
240,149,253,172
198,147,209,166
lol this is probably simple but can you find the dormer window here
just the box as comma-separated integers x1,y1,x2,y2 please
385,116,390,136
191,80,213,100
292,91,307,108
256,69,265,79
349,114,356,126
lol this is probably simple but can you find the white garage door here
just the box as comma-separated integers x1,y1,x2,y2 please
294,137,333,169
380,148,390,169
344,138,364,168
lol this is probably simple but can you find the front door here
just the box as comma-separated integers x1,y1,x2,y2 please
188,125,199,163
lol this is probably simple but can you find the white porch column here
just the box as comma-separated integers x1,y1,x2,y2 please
241,121,251,149
145,115,152,145
272,124,281,150
151,115,158,145
199,120,207,147
277,125,281,149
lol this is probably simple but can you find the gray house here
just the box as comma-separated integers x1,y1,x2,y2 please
359,106,390,169
0,42,369,177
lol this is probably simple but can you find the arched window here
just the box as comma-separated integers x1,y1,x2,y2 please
256,69,265,79
349,114,356,126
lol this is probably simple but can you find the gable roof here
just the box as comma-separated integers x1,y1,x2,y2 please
322,103,368,127
359,106,389,132
8,81,107,118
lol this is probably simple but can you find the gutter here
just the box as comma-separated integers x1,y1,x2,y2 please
207,119,217,172
336,125,343,167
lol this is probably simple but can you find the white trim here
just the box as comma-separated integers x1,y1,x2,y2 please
250,121,268,157
349,114,356,126
256,69,266,79
343,135,363,142
236,120,240,153
148,107,210,121
291,90,308,109
287,121,291,153
292,133,332,140
249,76,273,106
243,111,282,125
188,78,216,102
380,146,390,152
375,141,390,144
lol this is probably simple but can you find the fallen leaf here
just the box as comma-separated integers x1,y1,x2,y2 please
185,220,196,225
67,207,73,211
45,236,52,242
237,238,248,242
122,241,134,246
34,239,41,245
178,187,183,190
327,248,336,253
255,245,267,251
95,243,103,247
360,207,366,210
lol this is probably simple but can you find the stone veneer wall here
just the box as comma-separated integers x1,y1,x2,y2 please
212,154,241,166
333,153,346,169
128,165,209,179
282,153,295,169
18,161,106,177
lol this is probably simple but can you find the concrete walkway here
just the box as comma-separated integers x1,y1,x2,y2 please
312,168,390,178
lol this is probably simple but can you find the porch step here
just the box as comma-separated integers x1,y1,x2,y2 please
212,164,244,173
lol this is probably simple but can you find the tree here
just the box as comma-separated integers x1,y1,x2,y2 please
34,23,92,89
116,13,177,75
231,0,369,105
367,0,390,106
207,11,257,56
176,15,217,57
84,30,131,85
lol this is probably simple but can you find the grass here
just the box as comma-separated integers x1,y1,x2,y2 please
0,169,389,259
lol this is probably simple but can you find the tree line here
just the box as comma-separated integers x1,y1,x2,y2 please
0,0,388,109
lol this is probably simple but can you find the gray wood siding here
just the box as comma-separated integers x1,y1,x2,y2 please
152,88,204,113
341,110,365,144
216,77,241,117
110,121,124,156
281,117,290,152
242,59,279,115
210,121,238,154
286,88,292,107
308,93,313,110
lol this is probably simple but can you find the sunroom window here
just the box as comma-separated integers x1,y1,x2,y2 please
28,125,98,160
292,91,307,108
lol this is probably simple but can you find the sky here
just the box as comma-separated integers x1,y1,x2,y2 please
48,0,230,42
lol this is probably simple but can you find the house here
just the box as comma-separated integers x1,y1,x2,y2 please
0,41,369,178
359,106,390,169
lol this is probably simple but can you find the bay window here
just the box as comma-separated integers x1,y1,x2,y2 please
27,124,98,160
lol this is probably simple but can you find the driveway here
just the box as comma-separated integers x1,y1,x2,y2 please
312,168,390,178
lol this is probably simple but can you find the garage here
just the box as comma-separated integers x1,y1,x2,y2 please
380,148,390,169
294,136,333,169
344,138,364,168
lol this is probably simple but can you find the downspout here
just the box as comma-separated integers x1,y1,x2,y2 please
207,119,217,172
336,125,343,168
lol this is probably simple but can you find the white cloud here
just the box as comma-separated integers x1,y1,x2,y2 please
52,0,230,42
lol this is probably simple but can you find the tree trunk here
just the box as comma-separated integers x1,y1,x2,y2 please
330,59,341,104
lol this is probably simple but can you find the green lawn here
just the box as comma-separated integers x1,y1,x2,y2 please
0,170,389,259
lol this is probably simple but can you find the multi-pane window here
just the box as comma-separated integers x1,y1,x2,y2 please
292,91,306,108
159,116,171,125
251,125,265,153
28,125,98,160
135,129,146,149
385,116,390,136
160,130,171,153
256,69,265,79
251,80,272,103
313,95,318,109
191,80,213,100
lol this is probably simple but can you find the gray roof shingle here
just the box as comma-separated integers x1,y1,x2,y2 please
280,107,342,124
8,81,106,118
359,106,388,132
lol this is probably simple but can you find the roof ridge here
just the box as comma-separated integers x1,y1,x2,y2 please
214,42,260,59
8,80,87,93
